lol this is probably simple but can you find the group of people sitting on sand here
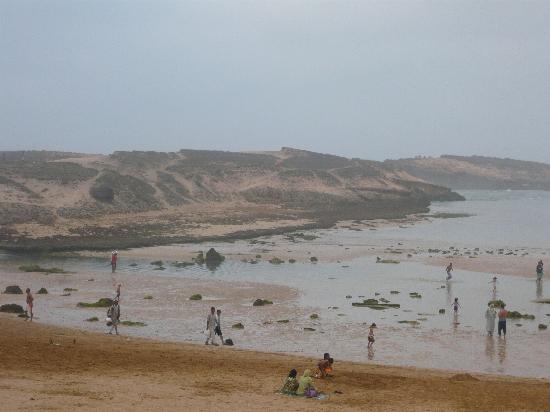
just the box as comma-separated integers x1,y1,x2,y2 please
280,353,334,397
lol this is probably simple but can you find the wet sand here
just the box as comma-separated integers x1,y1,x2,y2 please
2,316,550,412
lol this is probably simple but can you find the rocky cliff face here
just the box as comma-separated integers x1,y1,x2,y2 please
386,155,550,190
0,148,462,250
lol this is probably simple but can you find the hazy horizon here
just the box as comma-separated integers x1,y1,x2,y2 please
2,1,550,163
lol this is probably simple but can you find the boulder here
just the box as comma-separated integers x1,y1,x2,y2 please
4,285,23,294
0,303,25,313
538,324,548,330
310,313,319,320
269,257,284,264
189,294,202,301
205,248,225,263
310,256,318,263
37,288,48,294
232,322,244,329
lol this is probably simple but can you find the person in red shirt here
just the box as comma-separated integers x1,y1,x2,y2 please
111,251,118,273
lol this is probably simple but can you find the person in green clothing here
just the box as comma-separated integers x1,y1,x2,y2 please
296,369,317,397
280,369,299,395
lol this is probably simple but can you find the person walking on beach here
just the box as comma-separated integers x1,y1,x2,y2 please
205,307,218,346
446,262,453,280
485,303,497,336
536,260,544,281
107,299,120,335
368,323,376,348
215,309,224,345
25,288,34,321
451,297,461,314
497,304,508,338
111,251,118,273
114,283,121,300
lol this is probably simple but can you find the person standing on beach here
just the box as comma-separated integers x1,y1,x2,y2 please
536,260,544,281
114,283,121,300
215,309,224,345
25,288,34,321
446,262,453,280
497,304,508,338
111,251,118,273
205,307,218,346
368,323,376,348
107,299,120,335
485,303,497,336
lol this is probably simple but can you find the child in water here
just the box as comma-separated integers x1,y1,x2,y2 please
451,297,461,314
368,323,376,348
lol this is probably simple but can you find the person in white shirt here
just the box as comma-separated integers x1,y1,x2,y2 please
205,306,218,346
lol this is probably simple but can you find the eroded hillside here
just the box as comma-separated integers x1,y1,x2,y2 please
0,148,462,250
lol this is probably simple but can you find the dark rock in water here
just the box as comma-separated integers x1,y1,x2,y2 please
205,248,225,263
345,295,352,299
269,257,284,264
310,256,318,263
194,251,205,264
288,258,296,263
232,322,244,329
77,298,113,308
189,294,202,301
253,298,273,306
150,260,163,266
538,324,548,330
439,309,446,314
37,288,48,294
364,298,379,305
224,338,234,346
4,285,23,294
310,313,319,319
507,311,535,320
0,303,24,313
277,319,289,323
303,327,316,332
129,263,138,267
390,290,400,294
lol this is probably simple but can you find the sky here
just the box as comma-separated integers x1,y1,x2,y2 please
1,0,549,162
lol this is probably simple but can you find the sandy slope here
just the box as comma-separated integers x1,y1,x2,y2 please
1,316,549,412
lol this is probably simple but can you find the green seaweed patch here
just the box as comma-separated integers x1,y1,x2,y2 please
86,317,99,322
276,319,289,323
232,322,244,329
64,288,78,292
269,257,284,264
37,288,48,294
288,259,296,263
189,294,202,301
539,324,548,330
439,309,446,314
507,311,535,320
253,299,273,306
409,292,422,299
390,290,400,294
489,300,506,307
310,257,318,263
310,313,319,320
144,295,153,300
19,265,67,274
77,298,113,308
121,320,146,327
303,327,316,332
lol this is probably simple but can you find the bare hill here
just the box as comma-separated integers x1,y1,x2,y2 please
386,155,550,190
0,148,462,251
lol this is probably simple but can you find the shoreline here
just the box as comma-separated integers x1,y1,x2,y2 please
1,315,549,411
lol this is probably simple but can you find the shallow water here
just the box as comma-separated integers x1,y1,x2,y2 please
1,190,549,378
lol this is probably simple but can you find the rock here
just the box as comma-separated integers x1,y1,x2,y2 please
376,259,400,264
379,298,390,303
37,288,48,294
310,313,319,319
303,327,316,332
189,294,202,301
439,309,446,314
153,266,165,271
77,298,113,308
390,290,400,294
398,320,420,325
310,256,318,263
277,319,289,323
288,258,296,263
86,317,99,322
4,285,23,294
129,263,138,267
489,300,506,307
172,261,194,268
538,324,548,330
255,254,262,259
224,338,234,346
253,299,273,306
144,295,153,299
150,260,163,266
0,303,24,313
205,248,225,263
364,298,379,305
232,322,244,329
507,311,535,320
409,292,422,298
269,257,284,264
64,288,78,292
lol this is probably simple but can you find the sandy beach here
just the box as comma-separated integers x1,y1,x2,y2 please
2,316,550,412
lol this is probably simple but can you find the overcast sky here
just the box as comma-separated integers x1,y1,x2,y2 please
1,1,549,162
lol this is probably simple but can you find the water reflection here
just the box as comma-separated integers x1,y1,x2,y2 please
446,280,453,307
536,280,543,300
485,336,495,361
497,338,507,364
367,347,375,360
